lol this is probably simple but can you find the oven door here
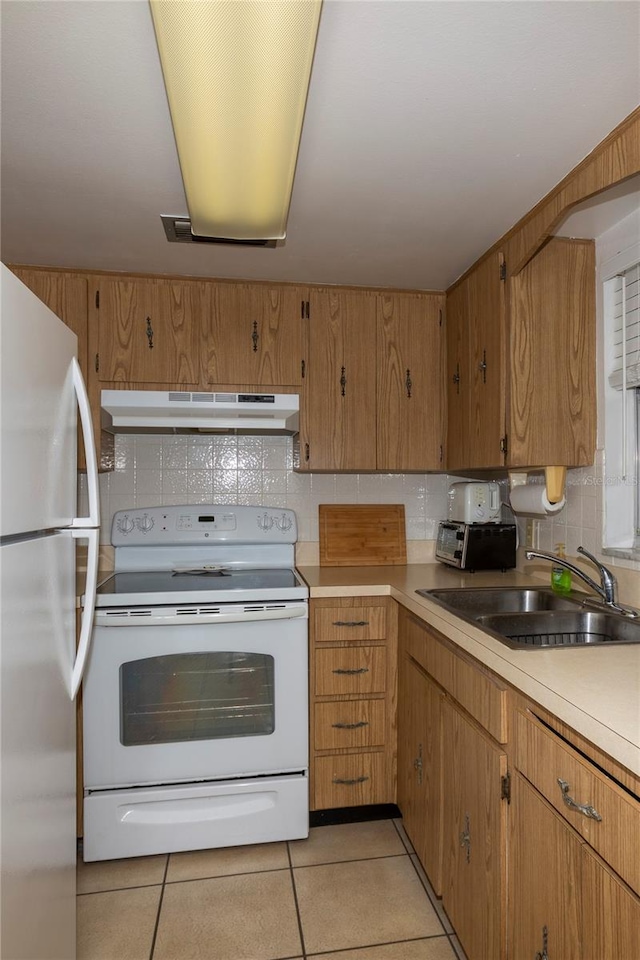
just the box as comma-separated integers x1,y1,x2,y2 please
83,602,308,790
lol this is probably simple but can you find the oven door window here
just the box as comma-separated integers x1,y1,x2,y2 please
120,652,275,746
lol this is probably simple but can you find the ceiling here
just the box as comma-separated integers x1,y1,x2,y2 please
1,1,639,291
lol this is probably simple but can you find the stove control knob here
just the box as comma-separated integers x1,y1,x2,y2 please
276,512,293,532
257,512,274,531
136,514,155,534
117,515,134,536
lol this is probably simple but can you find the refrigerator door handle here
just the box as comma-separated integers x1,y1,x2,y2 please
70,527,99,700
70,357,100,528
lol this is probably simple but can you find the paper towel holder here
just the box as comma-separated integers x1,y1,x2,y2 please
544,466,566,504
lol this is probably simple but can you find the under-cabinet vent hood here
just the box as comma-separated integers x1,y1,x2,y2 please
101,391,299,434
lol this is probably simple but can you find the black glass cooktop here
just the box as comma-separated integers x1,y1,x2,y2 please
96,568,301,597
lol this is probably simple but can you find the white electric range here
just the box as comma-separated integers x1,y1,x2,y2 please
82,504,309,861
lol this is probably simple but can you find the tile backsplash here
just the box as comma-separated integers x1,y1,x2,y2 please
88,434,451,545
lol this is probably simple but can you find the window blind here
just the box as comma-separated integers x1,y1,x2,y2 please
609,262,640,389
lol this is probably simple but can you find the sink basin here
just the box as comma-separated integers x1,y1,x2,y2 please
417,587,640,649
476,610,640,648
418,587,579,616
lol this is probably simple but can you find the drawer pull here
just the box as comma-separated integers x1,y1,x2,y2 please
332,667,369,675
332,776,369,786
332,721,369,730
332,620,369,627
557,779,602,822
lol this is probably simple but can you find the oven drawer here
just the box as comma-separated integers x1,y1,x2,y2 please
313,753,387,809
314,699,386,751
314,605,387,642
314,646,387,697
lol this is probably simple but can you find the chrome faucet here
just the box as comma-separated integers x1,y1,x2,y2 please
525,545,618,606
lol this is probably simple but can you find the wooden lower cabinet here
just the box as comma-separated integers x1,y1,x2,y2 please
441,699,507,960
397,650,443,893
508,772,583,960
309,597,397,811
509,771,640,960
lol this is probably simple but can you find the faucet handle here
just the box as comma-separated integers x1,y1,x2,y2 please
577,545,600,567
577,546,617,603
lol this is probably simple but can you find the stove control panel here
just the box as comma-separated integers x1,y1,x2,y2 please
111,504,298,546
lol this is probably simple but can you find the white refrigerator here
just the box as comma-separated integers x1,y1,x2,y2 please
0,264,100,959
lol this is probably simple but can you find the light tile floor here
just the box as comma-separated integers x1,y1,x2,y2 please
77,819,468,960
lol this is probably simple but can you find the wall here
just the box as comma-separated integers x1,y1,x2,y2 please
89,434,450,557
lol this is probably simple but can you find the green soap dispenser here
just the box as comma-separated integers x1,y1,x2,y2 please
551,543,572,595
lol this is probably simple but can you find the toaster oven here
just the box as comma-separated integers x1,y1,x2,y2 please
436,521,517,571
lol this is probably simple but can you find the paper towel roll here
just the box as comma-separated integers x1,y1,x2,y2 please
509,483,566,517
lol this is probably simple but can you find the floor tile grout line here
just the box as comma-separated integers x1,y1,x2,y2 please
304,933,454,957
163,863,291,886
290,851,410,872
147,854,169,960
77,881,165,897
391,817,415,855
286,840,308,960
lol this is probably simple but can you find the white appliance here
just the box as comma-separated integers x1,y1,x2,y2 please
101,389,299,434
448,481,502,523
0,265,100,959
82,504,309,862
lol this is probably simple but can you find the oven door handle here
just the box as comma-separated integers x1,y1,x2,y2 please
96,605,309,627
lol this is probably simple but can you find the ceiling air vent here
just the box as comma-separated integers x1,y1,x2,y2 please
161,216,276,248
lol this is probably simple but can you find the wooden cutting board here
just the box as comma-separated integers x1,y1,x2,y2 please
318,504,407,566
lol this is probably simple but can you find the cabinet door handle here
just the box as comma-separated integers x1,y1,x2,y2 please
332,667,369,675
332,721,369,730
479,349,487,383
413,743,423,785
535,925,549,960
332,620,368,627
332,776,369,785
452,363,460,394
146,317,154,350
405,369,412,398
251,320,259,352
459,813,471,863
556,779,602,821
340,366,347,396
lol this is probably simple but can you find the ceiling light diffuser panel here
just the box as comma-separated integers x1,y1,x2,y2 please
150,0,322,242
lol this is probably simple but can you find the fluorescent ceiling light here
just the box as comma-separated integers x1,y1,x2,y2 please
150,0,322,243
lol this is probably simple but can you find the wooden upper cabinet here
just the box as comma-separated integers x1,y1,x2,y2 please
207,283,306,387
508,237,596,468
300,288,377,471
444,280,469,470
467,251,505,468
95,277,203,384
377,292,444,471
445,251,505,471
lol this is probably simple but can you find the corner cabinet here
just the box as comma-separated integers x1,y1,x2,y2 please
445,238,595,470
309,597,397,811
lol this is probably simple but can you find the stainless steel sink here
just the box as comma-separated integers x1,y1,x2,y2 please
418,587,579,615
476,610,640,649
417,586,640,649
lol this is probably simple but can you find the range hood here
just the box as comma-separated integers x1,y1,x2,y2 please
101,391,299,435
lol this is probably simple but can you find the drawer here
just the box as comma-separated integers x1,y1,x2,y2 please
515,710,640,894
313,752,387,810
315,646,387,696
314,699,386,751
314,605,387,642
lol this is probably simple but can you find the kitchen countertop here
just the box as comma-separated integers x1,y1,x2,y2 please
298,563,640,778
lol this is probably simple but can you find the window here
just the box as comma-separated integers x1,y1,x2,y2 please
603,244,640,554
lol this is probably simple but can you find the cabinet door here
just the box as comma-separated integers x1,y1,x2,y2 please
445,280,469,470
9,268,104,471
96,277,202,384
467,251,506,468
377,293,444,471
508,238,596,467
581,847,640,960
300,288,377,471
208,282,306,386
441,699,507,960
508,772,583,960
397,651,443,893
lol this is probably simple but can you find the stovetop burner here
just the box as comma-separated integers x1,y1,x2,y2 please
171,569,231,578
